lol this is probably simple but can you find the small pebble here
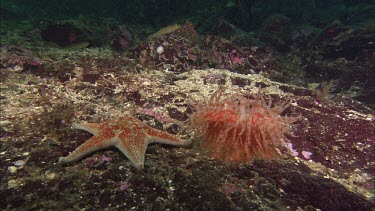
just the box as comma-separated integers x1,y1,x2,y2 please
8,166,17,173
8,179,17,188
14,160,25,167
156,46,164,54
0,120,11,126
45,172,57,180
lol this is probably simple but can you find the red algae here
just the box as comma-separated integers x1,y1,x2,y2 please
188,88,297,163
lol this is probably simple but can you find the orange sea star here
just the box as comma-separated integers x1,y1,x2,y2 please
59,116,191,169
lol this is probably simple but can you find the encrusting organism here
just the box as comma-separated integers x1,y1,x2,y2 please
187,88,297,163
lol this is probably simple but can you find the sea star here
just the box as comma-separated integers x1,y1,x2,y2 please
59,116,191,169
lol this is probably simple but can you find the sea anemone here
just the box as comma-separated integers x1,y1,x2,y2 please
188,88,297,163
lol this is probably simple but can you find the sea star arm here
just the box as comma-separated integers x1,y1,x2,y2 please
115,138,148,170
145,126,192,146
72,122,108,135
59,135,116,163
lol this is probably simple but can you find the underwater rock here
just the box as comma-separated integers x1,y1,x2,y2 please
301,22,375,107
319,21,350,43
107,25,133,51
202,35,267,74
131,35,206,72
0,46,42,72
41,23,87,46
263,14,290,33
